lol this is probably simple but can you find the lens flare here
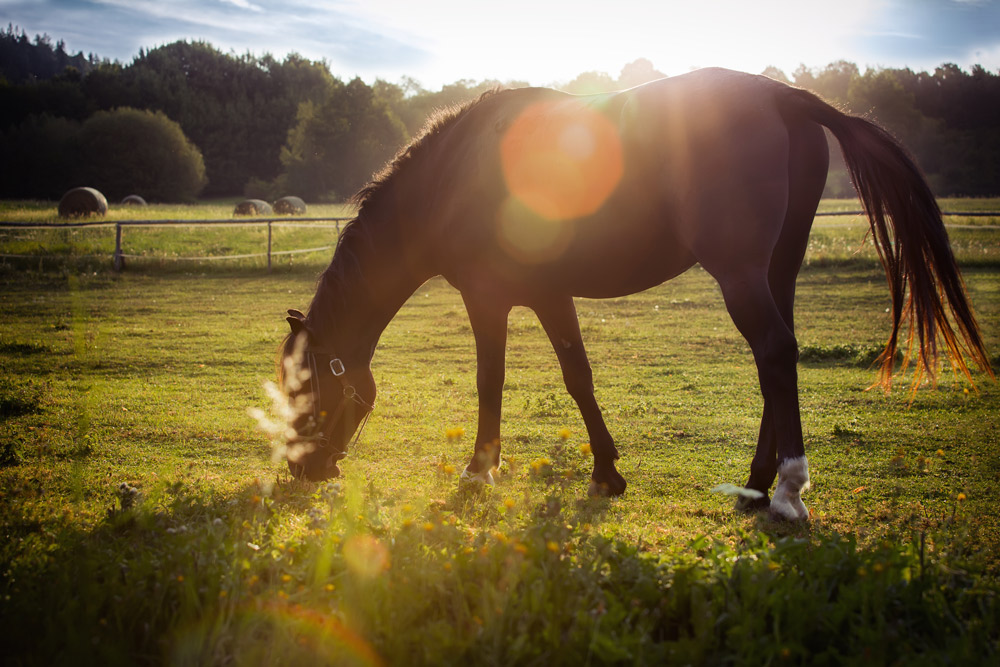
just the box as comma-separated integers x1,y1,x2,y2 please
501,101,623,222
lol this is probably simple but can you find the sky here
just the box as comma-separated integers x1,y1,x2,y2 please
2,0,999,88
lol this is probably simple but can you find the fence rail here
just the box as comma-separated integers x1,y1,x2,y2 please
0,216,352,271
0,212,996,271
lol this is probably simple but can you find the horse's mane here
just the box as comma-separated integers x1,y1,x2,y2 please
278,90,504,370
349,89,500,218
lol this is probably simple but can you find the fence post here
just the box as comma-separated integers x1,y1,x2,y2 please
267,222,273,273
113,223,123,272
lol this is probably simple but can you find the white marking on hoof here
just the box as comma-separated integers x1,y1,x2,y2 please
460,465,494,486
770,456,810,521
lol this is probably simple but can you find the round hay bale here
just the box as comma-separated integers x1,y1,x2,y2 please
233,199,273,216
273,196,307,216
58,187,108,218
121,194,148,207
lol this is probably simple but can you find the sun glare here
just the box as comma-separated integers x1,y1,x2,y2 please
500,101,623,221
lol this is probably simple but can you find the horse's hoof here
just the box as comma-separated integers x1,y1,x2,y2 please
769,456,810,521
735,493,770,513
588,470,626,497
460,466,495,486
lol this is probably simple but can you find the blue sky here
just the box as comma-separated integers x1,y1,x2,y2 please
2,0,998,87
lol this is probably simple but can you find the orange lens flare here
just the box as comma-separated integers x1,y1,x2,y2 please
501,101,624,222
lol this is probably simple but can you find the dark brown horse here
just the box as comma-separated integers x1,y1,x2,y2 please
278,67,991,520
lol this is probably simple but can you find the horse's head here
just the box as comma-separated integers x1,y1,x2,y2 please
278,309,375,481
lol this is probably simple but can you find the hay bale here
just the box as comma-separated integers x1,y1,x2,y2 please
273,196,307,216
121,194,148,207
58,187,108,218
233,199,273,216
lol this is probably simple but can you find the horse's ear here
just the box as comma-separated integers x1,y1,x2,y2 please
286,309,307,335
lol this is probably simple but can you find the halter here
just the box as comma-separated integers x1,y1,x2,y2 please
298,348,375,466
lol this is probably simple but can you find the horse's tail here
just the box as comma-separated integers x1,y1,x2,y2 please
780,86,993,392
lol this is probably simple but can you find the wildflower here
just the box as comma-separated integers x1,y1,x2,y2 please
936,449,945,457
872,562,884,573
277,591,289,600
176,575,185,583
557,428,572,440
530,457,552,473
580,443,592,455
546,541,560,553
443,464,456,474
957,492,967,502
514,543,528,555
325,584,335,592
281,574,292,583
444,562,453,572
423,522,435,532
446,427,466,440
503,498,516,510
493,531,509,544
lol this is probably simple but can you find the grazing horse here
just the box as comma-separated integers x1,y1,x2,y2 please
277,67,991,520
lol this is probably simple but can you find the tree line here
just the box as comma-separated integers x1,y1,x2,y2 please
1,26,998,202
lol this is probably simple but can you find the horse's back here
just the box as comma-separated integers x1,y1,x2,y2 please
434,69,824,299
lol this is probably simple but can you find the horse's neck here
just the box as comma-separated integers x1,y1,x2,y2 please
312,223,429,361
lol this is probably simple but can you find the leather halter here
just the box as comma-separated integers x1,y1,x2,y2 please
297,348,374,463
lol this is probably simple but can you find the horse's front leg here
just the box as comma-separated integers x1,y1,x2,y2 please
532,296,626,497
459,292,511,485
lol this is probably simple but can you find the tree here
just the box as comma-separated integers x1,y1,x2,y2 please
618,58,667,88
279,78,407,201
76,107,206,201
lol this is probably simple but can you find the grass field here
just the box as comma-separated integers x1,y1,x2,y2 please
1,200,999,664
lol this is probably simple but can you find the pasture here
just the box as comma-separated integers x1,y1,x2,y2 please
1,199,999,664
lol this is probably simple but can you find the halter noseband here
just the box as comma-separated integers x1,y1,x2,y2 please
298,348,375,464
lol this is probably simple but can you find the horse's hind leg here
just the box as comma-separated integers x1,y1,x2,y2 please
737,121,828,516
713,273,810,520
532,295,626,496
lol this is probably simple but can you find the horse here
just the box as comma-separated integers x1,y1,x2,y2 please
277,67,992,521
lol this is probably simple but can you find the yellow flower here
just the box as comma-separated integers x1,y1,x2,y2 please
546,541,560,553
176,574,185,583
446,427,466,440
281,574,292,583
580,443,592,455
936,449,945,457
503,498,516,510
443,562,453,572
530,457,552,473
443,464,456,474
514,543,528,555
558,428,572,440
957,492,967,502
325,584,335,592
423,522,435,532
872,562,884,573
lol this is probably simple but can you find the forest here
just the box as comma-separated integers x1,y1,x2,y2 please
1,25,998,202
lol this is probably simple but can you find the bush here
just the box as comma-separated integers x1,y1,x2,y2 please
76,107,207,202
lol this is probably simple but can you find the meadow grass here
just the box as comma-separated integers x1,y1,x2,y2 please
1,200,999,664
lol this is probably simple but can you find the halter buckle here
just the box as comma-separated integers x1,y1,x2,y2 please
329,358,346,376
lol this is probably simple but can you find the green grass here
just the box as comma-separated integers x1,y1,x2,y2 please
1,200,999,664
